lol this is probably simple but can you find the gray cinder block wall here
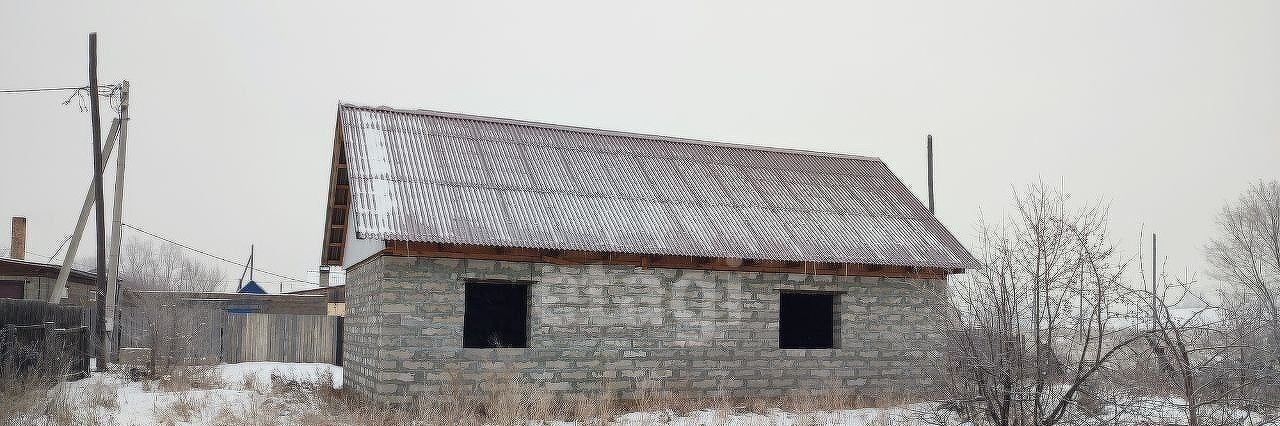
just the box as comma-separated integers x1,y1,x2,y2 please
342,255,947,401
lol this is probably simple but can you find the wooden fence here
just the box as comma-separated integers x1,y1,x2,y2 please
222,313,341,364
0,299,91,381
116,302,225,365
0,298,87,328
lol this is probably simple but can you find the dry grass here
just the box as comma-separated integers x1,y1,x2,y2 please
152,391,206,425
149,365,224,393
242,370,265,393
84,375,120,409
0,340,82,426
5,359,940,426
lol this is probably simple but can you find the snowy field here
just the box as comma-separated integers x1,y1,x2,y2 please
4,362,946,426
4,363,1278,425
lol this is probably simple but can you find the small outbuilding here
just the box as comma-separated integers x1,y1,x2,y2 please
2,217,98,306
287,284,345,316
319,104,978,400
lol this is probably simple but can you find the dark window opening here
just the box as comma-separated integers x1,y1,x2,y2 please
779,292,836,349
0,280,24,299
463,281,529,348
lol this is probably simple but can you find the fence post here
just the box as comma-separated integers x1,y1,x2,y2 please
334,316,343,366
42,321,55,379
80,325,91,377
1,325,14,379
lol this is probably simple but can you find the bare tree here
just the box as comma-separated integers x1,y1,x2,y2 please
1203,179,1280,413
938,183,1148,426
1137,271,1278,426
118,237,226,292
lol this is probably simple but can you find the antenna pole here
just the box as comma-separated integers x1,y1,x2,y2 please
237,247,249,292
927,135,935,214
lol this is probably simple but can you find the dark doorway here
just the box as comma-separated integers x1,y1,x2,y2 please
0,280,23,299
463,281,529,348
779,292,836,349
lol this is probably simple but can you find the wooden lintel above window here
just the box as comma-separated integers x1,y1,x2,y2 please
381,240,953,279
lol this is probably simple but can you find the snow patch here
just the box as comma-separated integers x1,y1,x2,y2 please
217,361,342,389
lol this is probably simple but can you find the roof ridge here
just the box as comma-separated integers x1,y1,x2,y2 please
338,103,882,163
0,257,96,276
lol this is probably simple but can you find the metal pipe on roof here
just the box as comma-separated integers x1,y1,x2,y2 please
927,135,935,215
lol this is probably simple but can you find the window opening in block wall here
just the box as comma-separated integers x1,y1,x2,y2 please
779,291,837,349
463,280,530,348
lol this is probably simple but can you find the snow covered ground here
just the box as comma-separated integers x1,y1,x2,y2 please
7,362,342,426
6,362,945,426
7,363,1277,425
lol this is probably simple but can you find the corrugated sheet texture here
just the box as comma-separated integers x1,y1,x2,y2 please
338,104,979,269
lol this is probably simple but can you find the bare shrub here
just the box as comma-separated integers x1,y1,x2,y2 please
152,391,206,425
0,339,79,425
41,383,79,425
84,375,119,409
151,365,222,393
270,370,304,395
242,371,264,393
934,183,1148,426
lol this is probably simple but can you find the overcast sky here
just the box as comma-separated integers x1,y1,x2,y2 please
2,1,1277,292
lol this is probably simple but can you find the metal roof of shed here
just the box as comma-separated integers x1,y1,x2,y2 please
334,104,978,269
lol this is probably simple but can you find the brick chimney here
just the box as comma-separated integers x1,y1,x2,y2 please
10,217,26,260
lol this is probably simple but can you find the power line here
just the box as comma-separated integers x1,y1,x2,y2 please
121,222,316,285
0,86,86,94
0,84,119,94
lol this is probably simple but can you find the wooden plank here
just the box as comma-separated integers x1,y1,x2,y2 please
320,118,349,266
383,241,951,279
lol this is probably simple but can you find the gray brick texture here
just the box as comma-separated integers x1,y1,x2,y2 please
342,255,946,401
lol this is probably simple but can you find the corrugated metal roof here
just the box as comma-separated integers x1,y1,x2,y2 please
336,104,978,269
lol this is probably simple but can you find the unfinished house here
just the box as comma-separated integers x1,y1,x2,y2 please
319,104,978,400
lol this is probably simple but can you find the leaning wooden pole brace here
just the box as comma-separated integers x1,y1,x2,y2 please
49,119,121,303
104,80,129,364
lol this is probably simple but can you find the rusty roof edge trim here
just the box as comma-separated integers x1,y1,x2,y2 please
337,103,883,163
375,238,973,270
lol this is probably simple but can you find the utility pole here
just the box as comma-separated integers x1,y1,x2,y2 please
105,80,129,365
927,135,935,214
88,32,109,371
1152,233,1158,327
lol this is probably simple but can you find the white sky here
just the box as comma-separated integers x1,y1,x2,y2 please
2,1,1277,292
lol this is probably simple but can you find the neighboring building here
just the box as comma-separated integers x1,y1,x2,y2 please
2,217,98,306
119,290,328,316
320,104,978,400
287,284,345,316
236,280,268,295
